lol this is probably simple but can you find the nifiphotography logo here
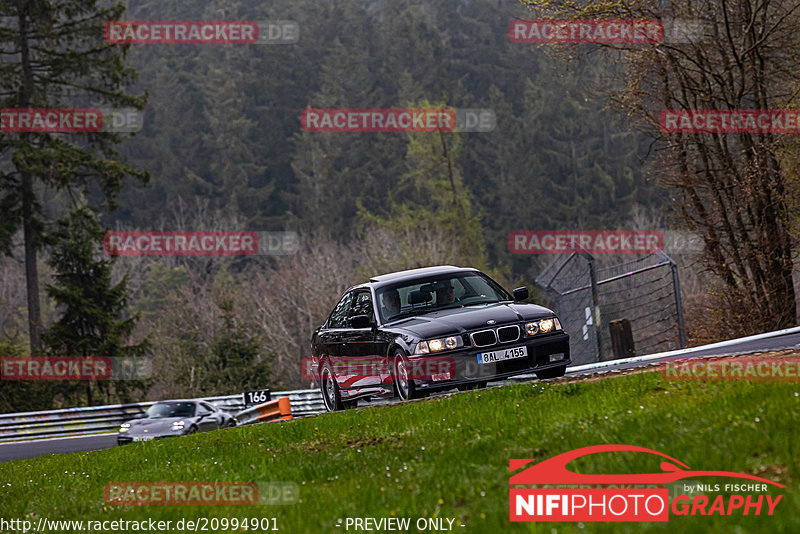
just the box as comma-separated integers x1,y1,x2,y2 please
509,444,784,522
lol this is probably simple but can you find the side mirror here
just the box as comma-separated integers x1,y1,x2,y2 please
350,314,374,329
513,287,529,302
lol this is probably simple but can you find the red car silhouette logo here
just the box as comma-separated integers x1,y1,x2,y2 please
510,444,786,487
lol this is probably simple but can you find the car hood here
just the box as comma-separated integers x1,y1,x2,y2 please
386,302,555,338
122,416,190,435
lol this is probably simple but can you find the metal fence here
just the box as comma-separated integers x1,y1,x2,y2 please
536,251,687,365
0,389,325,443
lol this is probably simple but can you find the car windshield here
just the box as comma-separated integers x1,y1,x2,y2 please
144,402,196,418
376,272,512,323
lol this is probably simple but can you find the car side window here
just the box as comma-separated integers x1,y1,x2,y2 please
196,403,210,415
349,291,374,321
328,292,353,328
201,402,215,412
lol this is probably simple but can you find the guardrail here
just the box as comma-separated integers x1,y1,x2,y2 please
0,389,324,443
235,397,292,425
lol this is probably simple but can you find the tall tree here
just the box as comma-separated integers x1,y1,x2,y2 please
0,333,57,412
42,208,149,406
522,0,800,332
359,99,489,270
0,0,148,353
153,274,272,397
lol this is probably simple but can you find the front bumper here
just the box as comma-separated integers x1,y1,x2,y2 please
408,331,570,390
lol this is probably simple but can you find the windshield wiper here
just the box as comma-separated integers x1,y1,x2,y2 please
385,310,423,322
462,300,499,306
436,303,465,310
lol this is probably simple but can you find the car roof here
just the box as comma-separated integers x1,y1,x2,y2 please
364,265,480,289
370,265,461,283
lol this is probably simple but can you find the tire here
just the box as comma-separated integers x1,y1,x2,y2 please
320,360,344,411
535,365,567,380
185,425,198,435
393,350,421,401
226,419,237,428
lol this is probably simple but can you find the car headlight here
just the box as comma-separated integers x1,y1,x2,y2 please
119,423,130,433
526,317,561,336
429,338,445,352
171,421,185,431
416,336,463,354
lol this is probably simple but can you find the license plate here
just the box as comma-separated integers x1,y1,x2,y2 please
133,436,153,442
477,345,528,364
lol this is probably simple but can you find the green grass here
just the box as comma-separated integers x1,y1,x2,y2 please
1,372,798,533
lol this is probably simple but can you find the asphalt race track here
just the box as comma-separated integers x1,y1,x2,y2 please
661,328,800,358
2,329,799,463
0,433,117,463
565,327,800,376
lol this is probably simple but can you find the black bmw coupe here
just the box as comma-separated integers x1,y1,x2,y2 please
311,266,570,411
